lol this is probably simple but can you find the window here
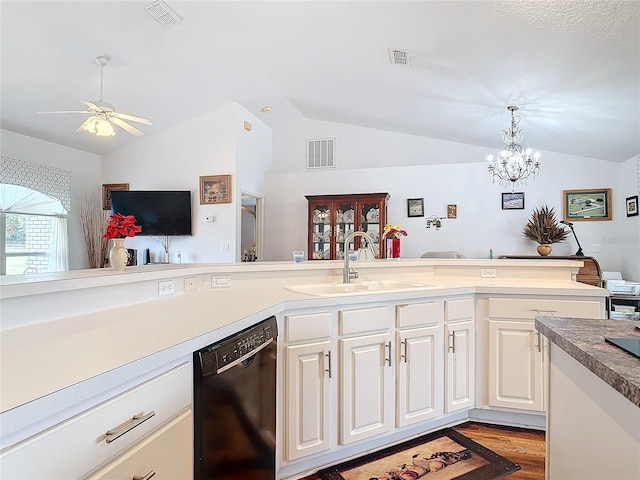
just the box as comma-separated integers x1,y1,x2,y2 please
0,184,68,275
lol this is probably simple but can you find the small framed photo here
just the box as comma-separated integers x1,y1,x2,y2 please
626,195,639,217
563,188,612,221
447,204,457,219
200,175,232,204
102,183,129,210
407,198,424,217
502,192,525,210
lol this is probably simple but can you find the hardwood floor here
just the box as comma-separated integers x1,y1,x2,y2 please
453,422,545,480
299,422,545,480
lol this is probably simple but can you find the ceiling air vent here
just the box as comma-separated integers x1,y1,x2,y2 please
145,1,182,28
389,48,410,66
307,138,336,169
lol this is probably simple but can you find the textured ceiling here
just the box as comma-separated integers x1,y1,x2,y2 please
1,1,638,162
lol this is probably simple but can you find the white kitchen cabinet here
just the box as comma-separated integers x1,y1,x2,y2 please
487,320,544,411
396,325,443,427
0,362,191,480
84,409,192,480
284,340,331,461
395,301,443,427
283,312,332,461
485,297,603,412
339,330,393,445
444,298,475,413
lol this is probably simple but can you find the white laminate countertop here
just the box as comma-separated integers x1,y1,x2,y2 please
0,259,606,416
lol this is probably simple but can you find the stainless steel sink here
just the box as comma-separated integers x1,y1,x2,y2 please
285,280,439,297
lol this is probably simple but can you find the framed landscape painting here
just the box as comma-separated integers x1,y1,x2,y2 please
563,188,612,221
501,192,524,210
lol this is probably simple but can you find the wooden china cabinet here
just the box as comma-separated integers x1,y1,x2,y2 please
305,193,389,260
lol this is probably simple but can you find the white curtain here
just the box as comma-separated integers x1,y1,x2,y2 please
0,183,69,272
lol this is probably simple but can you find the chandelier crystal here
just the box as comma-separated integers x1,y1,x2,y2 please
487,106,540,192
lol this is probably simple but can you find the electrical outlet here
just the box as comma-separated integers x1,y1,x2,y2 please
221,242,230,251
158,280,175,296
211,275,231,288
481,268,497,278
591,244,601,253
184,277,199,291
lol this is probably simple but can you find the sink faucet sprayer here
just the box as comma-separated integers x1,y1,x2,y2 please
343,231,377,283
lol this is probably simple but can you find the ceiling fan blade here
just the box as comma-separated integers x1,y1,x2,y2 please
38,110,91,114
111,111,152,125
111,117,144,136
81,100,102,111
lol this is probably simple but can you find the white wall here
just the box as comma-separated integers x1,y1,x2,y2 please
618,155,640,281
1,129,102,270
102,103,271,263
263,118,630,273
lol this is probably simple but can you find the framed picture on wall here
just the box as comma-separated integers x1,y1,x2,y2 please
563,188,612,221
447,204,457,219
102,183,129,210
200,175,232,204
626,195,639,217
407,198,424,217
501,192,525,210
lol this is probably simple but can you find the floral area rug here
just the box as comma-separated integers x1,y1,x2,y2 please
316,428,520,480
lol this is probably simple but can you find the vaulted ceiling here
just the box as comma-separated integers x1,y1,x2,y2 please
1,1,638,161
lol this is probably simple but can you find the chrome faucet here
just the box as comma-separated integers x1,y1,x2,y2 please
343,231,376,283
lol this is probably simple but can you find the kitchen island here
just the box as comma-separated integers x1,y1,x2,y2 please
0,258,609,479
535,316,640,480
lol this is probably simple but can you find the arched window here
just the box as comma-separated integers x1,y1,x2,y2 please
0,183,68,275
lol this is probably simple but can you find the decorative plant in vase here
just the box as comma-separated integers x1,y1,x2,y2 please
383,223,408,258
522,205,568,256
104,213,142,271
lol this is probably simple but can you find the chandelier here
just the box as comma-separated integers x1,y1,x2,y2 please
487,106,540,192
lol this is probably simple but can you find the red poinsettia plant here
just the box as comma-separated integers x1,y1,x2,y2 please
104,213,142,239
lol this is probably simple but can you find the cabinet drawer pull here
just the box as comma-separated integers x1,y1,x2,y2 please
385,341,392,367
133,471,156,480
325,350,332,378
532,309,557,316
105,411,156,444
448,332,456,353
400,339,408,363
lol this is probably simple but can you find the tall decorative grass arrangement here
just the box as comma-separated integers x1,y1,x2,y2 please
523,205,568,245
80,193,110,268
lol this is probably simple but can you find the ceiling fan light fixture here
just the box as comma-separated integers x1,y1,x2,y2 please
80,115,115,137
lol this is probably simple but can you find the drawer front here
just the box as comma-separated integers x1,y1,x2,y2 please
445,298,474,322
0,362,191,480
285,312,331,342
396,301,443,328
339,306,391,335
488,298,603,319
84,409,193,480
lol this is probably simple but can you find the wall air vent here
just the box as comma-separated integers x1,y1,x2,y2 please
389,48,410,66
307,138,336,169
145,1,182,28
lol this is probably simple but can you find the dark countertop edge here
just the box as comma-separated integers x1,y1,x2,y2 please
535,316,640,408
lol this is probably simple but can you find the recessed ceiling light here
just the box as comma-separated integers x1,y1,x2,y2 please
261,106,272,113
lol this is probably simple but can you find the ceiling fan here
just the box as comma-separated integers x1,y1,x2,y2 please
38,56,152,137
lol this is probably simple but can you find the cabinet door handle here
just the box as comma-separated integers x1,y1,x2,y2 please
400,339,408,363
536,331,542,353
325,350,332,378
105,411,155,444
385,341,392,367
448,332,456,354
133,471,156,480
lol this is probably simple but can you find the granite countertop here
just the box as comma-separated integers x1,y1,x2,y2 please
535,316,640,408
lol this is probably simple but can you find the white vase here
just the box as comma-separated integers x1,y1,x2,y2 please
109,238,128,271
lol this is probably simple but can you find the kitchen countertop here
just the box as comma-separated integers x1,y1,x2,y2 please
535,316,640,408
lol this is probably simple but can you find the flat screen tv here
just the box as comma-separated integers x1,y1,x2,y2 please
110,190,192,236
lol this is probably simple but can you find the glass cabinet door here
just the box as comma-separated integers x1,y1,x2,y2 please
334,200,356,260
358,201,383,258
310,202,332,260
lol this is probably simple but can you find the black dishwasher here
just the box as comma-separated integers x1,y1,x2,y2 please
193,316,277,480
